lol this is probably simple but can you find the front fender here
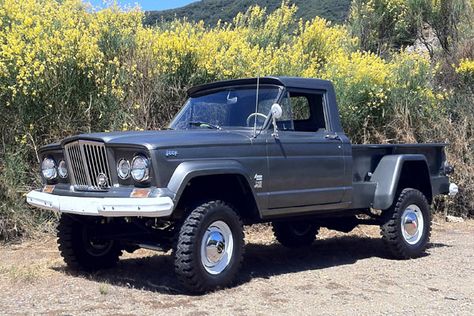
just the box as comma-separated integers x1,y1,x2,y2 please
166,160,254,202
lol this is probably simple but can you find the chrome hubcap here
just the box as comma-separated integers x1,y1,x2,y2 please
404,213,418,236
205,231,226,263
200,221,233,275
401,204,424,245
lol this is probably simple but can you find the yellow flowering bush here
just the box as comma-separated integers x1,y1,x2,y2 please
349,0,415,52
0,0,441,142
455,58,474,84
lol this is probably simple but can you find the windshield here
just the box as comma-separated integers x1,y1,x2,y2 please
169,85,282,130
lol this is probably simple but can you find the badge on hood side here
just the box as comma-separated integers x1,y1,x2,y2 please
165,150,179,158
254,174,263,189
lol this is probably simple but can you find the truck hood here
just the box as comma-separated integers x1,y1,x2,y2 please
59,129,254,149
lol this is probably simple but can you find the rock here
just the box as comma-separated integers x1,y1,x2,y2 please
406,23,440,55
446,215,464,223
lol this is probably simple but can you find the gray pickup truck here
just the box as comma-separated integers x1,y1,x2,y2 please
27,77,457,293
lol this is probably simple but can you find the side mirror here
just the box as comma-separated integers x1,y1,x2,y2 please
271,103,283,119
270,103,282,138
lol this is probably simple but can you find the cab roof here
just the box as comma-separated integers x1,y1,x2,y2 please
187,76,334,97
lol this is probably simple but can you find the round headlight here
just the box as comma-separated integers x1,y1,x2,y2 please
131,155,149,182
58,160,68,178
117,159,131,180
41,158,57,180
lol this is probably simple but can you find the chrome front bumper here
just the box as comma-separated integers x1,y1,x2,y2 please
26,190,174,217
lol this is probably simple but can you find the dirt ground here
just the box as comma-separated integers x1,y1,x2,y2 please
0,219,473,316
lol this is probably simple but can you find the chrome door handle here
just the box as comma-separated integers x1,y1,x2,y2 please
325,134,341,140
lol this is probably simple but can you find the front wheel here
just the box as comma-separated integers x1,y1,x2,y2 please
57,215,122,271
174,200,244,293
380,188,431,259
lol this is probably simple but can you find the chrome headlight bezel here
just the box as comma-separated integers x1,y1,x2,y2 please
117,159,131,180
131,155,150,182
41,157,57,180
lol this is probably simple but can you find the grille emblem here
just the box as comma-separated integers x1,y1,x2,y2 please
97,173,108,188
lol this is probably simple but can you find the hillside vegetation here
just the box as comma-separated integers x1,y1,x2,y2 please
145,0,352,26
0,0,473,240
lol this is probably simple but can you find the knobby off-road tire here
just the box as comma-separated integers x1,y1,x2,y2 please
272,221,319,248
57,215,122,271
381,188,431,259
174,200,245,293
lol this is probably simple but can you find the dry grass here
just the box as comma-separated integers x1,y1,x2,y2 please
0,265,43,283
0,259,56,284
98,283,110,295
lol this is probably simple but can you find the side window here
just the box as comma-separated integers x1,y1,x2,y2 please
291,96,311,120
289,91,327,132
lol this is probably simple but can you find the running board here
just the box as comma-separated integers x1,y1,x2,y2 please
138,243,167,252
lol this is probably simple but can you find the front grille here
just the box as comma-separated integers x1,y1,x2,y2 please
64,140,112,190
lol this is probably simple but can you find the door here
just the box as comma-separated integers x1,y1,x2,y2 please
265,90,349,210
266,131,348,209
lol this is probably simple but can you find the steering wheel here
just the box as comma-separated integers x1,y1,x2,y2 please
246,113,268,127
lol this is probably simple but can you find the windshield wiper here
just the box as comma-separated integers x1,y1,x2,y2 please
188,121,221,130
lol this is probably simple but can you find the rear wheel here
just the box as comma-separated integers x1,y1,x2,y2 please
57,215,122,271
272,221,319,248
174,200,245,293
380,188,431,259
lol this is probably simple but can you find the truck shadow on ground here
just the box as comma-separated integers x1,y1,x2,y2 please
53,236,447,295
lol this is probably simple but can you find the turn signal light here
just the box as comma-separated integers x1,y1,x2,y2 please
130,188,151,198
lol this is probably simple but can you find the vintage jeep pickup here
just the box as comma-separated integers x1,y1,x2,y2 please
27,77,457,293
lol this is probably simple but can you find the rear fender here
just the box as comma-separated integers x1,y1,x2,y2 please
371,154,430,210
